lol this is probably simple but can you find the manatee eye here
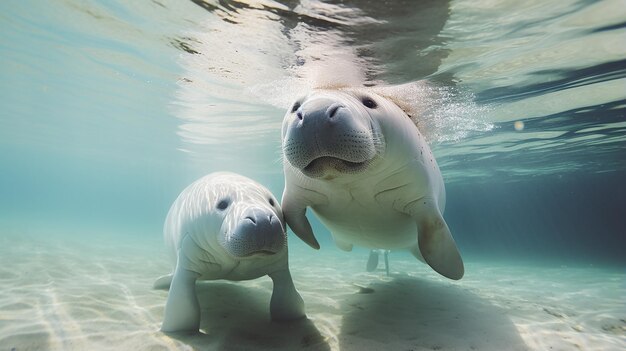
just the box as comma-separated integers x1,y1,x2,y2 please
291,101,301,113
361,97,377,109
216,198,230,211
268,198,275,206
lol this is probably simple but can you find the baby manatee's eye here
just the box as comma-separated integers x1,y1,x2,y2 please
361,96,377,109
216,198,230,211
291,101,301,113
268,198,275,206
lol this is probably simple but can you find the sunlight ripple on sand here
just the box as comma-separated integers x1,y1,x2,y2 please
0,232,624,351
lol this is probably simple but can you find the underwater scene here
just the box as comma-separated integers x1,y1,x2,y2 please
1,0,625,350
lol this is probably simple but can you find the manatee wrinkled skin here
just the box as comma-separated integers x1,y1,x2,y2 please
156,172,305,333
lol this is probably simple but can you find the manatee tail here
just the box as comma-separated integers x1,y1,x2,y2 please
153,274,173,290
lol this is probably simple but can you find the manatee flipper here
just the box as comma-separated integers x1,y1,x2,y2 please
383,250,390,276
410,198,464,280
161,255,201,332
366,250,379,272
153,274,173,290
334,236,353,252
282,191,320,249
268,268,306,321
409,245,426,263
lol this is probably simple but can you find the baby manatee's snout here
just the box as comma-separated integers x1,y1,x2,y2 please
226,207,286,258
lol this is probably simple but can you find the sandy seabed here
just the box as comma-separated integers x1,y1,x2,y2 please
0,230,624,351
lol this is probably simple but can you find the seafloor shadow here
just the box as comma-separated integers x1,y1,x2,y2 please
339,275,529,351
165,282,330,351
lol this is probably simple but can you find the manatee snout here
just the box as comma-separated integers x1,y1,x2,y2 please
224,207,286,258
283,94,382,178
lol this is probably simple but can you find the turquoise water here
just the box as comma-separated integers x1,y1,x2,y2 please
1,0,625,350
2,0,624,261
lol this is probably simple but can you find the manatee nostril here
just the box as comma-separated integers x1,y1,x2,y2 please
297,111,303,120
245,216,256,224
328,104,341,119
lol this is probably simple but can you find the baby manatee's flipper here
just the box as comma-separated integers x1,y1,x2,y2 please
366,250,379,272
383,250,390,276
161,257,201,332
366,250,391,275
268,268,306,321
